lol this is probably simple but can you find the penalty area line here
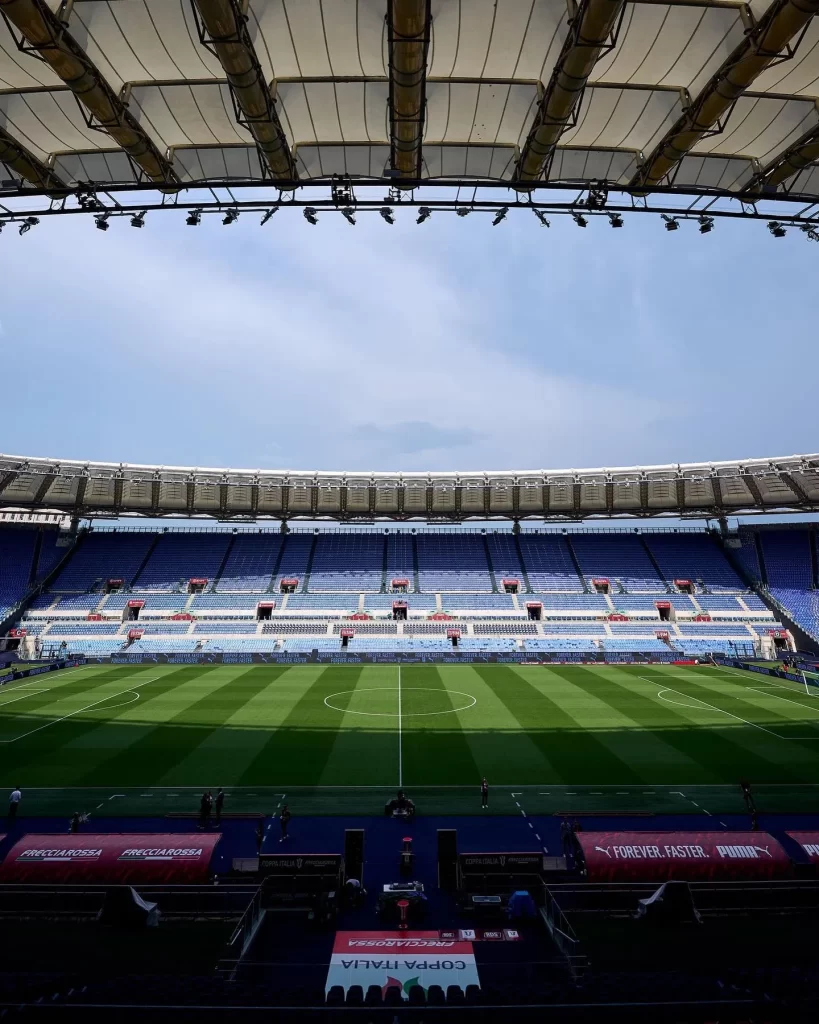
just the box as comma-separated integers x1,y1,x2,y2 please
0,685,147,744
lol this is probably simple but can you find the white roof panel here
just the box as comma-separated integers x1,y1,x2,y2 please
0,0,816,198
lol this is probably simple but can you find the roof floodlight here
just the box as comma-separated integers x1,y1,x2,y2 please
130,211,146,229
260,208,278,226
380,206,395,224
456,207,470,217
698,215,714,234
94,213,110,232
768,221,786,238
662,215,679,231
186,209,202,226
608,212,623,228
341,207,356,226
416,206,431,224
222,209,239,225
18,216,38,236
801,224,819,242
533,209,550,227
492,206,508,226
572,212,587,228
304,207,318,225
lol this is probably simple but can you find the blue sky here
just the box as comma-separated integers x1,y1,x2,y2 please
1,204,816,473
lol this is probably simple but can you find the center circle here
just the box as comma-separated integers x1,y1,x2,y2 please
323,687,477,717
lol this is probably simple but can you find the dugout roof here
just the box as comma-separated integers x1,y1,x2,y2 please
2,0,819,204
1,452,818,521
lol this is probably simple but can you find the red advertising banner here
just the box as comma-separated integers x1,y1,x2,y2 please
577,832,791,882
0,834,221,884
786,832,819,862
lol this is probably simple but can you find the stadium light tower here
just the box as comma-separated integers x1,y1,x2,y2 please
380,207,395,224
416,207,431,224
492,207,508,226
698,215,714,234
186,209,202,227
304,207,318,225
94,212,110,232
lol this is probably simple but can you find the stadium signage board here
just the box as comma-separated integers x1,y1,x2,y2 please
459,852,544,873
259,853,342,876
0,834,220,884
97,651,683,666
786,833,819,862
0,658,84,689
577,832,791,882
326,932,479,1001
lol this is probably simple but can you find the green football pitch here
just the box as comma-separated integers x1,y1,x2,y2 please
2,661,819,817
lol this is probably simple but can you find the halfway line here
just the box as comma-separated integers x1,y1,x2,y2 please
397,664,403,789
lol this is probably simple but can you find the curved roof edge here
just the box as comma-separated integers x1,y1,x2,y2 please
1,452,817,523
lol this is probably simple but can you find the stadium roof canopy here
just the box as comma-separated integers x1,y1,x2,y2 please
2,0,819,227
1,452,818,523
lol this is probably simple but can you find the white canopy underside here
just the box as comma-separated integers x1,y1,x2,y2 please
2,0,819,193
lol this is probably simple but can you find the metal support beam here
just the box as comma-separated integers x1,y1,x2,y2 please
514,0,626,183
0,124,66,190
75,475,88,512
752,121,819,189
387,0,431,179
0,470,18,495
192,0,297,180
31,473,54,505
631,0,819,190
0,0,178,187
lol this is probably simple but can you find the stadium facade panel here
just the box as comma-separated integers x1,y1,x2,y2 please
1,452,817,522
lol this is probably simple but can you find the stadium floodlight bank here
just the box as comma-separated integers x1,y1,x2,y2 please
0,453,818,523
2,0,819,225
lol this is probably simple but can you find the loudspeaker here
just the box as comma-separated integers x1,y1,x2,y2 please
345,829,365,883
437,829,458,889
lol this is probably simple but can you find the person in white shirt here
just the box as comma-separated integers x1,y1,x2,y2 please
8,787,21,822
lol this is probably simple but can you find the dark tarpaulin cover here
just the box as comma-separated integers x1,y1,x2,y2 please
0,834,221,884
577,832,791,882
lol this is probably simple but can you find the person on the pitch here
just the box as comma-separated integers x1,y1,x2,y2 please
480,777,489,809
279,804,292,842
199,790,212,830
8,786,21,823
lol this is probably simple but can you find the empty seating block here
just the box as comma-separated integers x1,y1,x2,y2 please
52,532,155,591
485,533,526,581
517,535,584,592
0,528,37,618
217,533,283,591
761,530,814,589
416,534,492,592
386,533,415,591
309,534,383,591
134,533,231,591
272,534,314,592
286,594,358,611
571,534,665,592
644,532,744,590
